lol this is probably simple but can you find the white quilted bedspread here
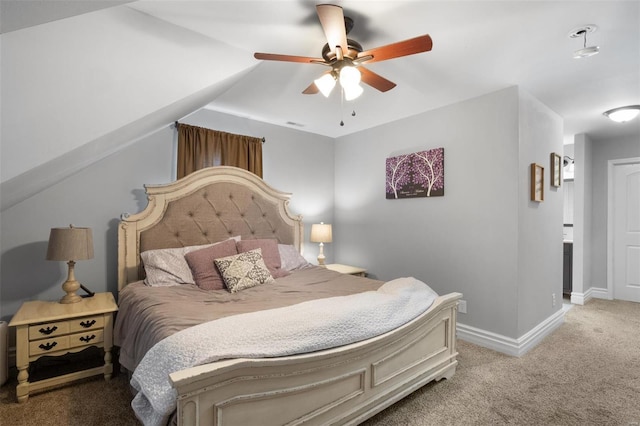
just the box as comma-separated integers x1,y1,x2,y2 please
130,277,438,426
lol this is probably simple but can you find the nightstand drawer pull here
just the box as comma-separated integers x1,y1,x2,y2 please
80,334,96,343
39,342,57,351
38,326,58,335
80,320,96,328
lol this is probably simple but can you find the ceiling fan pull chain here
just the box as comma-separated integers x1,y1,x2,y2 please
340,87,345,126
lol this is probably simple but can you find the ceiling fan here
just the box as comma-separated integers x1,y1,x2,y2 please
253,4,433,100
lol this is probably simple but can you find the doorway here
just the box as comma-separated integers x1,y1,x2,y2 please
608,157,640,302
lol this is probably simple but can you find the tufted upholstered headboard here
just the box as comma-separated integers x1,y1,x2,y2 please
117,166,303,290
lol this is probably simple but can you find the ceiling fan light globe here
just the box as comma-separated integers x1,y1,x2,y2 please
339,66,361,88
315,74,336,97
343,84,363,101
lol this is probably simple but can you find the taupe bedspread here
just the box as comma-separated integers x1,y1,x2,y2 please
114,266,384,372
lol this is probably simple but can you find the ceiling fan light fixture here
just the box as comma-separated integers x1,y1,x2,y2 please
343,83,363,101
315,73,336,97
603,105,640,123
339,65,361,88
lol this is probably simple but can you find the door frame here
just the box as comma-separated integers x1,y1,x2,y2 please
607,156,640,299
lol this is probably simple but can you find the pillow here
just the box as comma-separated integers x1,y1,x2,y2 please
237,239,289,278
278,244,310,271
141,243,213,287
184,239,239,290
214,248,275,293
140,236,241,287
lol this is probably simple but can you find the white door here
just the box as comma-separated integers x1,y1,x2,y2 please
611,160,640,302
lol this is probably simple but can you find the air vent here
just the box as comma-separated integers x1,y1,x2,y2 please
286,121,305,127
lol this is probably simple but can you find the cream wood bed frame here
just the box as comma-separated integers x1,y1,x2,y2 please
118,166,461,426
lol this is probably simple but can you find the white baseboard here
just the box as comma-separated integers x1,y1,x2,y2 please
570,287,592,305
456,308,565,357
590,287,611,300
571,286,610,305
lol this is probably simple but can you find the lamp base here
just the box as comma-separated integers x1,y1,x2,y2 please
60,279,83,304
317,243,326,266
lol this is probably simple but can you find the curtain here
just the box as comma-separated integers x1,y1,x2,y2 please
177,124,263,179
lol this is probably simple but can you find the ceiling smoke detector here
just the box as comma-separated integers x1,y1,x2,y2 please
568,25,599,59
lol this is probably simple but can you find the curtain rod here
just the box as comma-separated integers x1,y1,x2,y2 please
174,121,265,143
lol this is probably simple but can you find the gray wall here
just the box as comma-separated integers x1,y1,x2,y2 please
0,86,564,345
0,127,175,321
334,86,563,339
573,133,594,298
590,134,640,292
516,90,564,335
0,113,333,322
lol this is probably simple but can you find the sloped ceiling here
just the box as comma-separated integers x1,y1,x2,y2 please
1,1,639,189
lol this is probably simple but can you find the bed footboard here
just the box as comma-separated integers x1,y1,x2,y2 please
169,292,461,426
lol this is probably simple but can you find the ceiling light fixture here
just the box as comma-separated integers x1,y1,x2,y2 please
314,73,336,97
603,105,640,123
568,25,599,59
313,63,364,101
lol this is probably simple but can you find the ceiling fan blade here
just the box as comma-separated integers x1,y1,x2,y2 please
302,82,319,95
357,34,433,64
359,67,397,92
254,52,325,64
316,4,348,53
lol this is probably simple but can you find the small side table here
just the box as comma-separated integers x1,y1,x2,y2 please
9,292,118,403
325,263,367,277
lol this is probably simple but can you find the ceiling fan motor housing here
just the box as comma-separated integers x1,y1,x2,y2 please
322,39,363,62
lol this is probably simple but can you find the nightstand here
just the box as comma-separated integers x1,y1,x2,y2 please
325,263,367,277
9,292,118,403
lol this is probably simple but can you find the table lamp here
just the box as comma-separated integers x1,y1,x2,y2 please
310,222,332,266
46,225,94,304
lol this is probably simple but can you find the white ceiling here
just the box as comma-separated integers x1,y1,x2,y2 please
2,1,639,145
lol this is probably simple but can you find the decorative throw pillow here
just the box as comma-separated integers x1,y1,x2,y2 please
141,236,241,287
237,239,289,278
214,248,275,293
278,244,310,271
184,238,239,290
141,243,214,287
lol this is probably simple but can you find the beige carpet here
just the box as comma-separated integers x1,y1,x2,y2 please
1,298,639,425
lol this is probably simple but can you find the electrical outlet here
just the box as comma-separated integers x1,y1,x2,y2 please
458,299,467,314
552,293,556,307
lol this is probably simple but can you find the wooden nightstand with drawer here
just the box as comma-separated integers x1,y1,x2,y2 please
325,264,367,277
9,292,118,403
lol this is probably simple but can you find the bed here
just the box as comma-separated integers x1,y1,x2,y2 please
115,166,461,426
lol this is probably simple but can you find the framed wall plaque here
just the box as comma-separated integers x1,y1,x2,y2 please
550,152,561,187
531,163,544,202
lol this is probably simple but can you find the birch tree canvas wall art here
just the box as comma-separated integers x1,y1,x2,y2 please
386,147,444,199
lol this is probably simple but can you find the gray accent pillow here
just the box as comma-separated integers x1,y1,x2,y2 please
278,244,310,271
141,243,214,287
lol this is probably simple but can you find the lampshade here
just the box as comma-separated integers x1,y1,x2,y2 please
310,223,332,243
343,84,364,101
47,226,94,261
47,225,94,304
315,73,336,97
339,66,361,88
603,105,640,123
